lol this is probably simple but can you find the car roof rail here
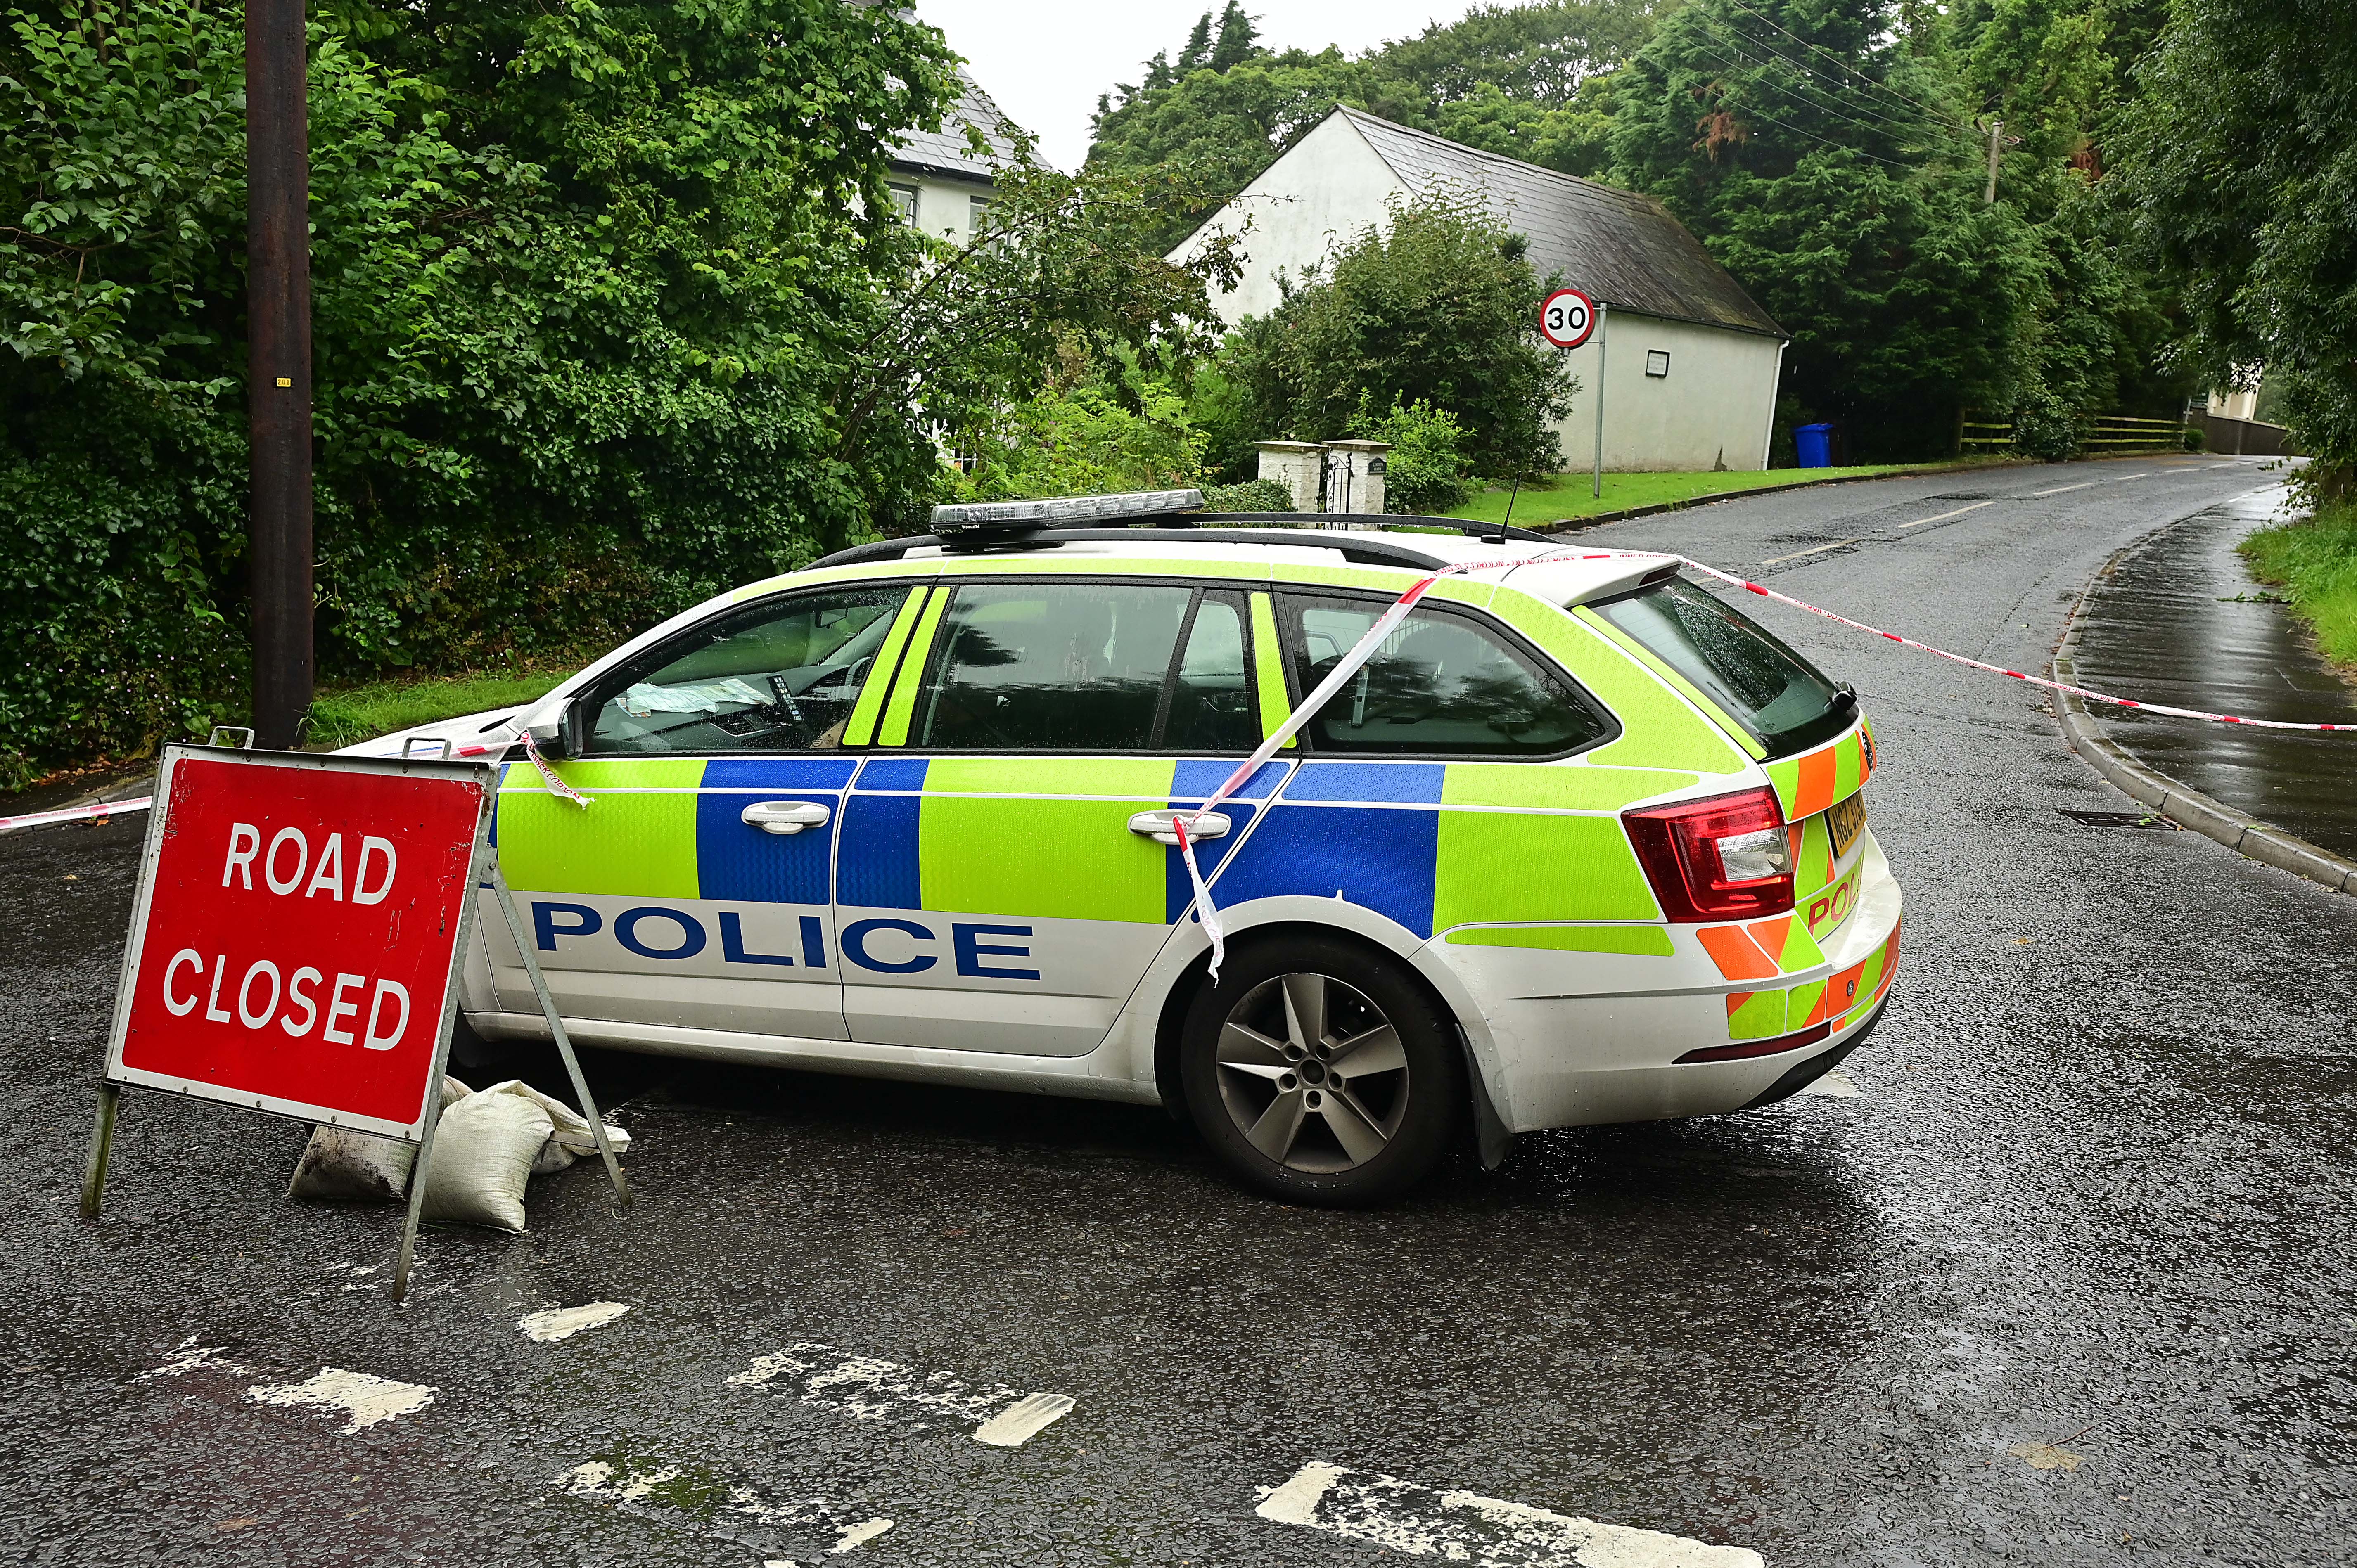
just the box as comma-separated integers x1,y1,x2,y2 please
808,513,1565,572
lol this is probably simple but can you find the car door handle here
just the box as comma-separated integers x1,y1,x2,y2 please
1128,809,1231,845
742,800,832,836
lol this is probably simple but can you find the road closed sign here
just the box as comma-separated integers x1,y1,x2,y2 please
103,746,493,1139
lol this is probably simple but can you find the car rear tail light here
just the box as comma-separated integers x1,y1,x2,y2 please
1623,787,1794,921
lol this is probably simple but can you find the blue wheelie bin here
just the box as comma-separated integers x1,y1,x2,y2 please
1794,422,1833,469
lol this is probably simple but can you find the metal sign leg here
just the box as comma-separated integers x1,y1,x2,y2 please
488,868,633,1208
392,1070,446,1303
79,1082,121,1220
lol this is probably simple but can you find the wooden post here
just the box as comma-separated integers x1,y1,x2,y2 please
247,0,313,749
78,1082,121,1220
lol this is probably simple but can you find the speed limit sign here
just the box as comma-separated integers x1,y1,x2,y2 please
1539,288,1597,349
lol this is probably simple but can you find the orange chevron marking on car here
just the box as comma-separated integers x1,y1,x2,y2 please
1794,746,1839,819
1745,914,1793,959
1697,924,1779,982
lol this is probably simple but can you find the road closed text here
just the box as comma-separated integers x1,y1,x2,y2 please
153,821,414,1051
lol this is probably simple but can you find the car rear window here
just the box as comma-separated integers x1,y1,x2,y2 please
1590,578,1852,757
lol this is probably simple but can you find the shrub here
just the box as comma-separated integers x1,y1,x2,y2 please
1201,478,1295,512
944,374,1207,507
2011,389,2080,460
1356,398,1477,515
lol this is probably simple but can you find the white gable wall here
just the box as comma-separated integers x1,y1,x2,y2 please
1170,114,1408,325
1171,114,1787,474
1553,313,1781,473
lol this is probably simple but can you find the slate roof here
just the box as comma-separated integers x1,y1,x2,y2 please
1336,108,1783,339
891,70,1023,182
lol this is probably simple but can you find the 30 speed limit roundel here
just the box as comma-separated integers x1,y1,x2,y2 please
1539,287,1596,349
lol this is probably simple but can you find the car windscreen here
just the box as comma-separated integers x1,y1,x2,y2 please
1590,578,1853,758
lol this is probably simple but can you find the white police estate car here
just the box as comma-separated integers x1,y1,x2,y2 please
354,491,1900,1203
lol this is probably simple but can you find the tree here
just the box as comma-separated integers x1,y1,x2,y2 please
2113,0,2357,477
1221,194,1573,478
1209,2,1261,71
1606,0,2044,457
0,0,1214,786
1177,12,1214,75
1087,2,1671,246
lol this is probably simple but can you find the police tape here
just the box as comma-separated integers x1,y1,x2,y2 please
0,796,152,835
4,550,2342,850
0,736,520,836
518,728,592,808
1174,551,1567,977
1672,557,2349,732
1165,542,2351,977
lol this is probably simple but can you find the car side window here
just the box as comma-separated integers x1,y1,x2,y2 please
1162,591,1255,753
906,580,1258,753
585,585,911,755
1279,593,1614,757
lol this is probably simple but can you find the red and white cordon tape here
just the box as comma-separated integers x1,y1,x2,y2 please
1167,544,2351,976
2,549,2344,846
1675,557,2349,733
0,734,518,836
1174,552,1571,977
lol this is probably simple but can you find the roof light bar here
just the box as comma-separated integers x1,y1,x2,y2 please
930,488,1205,533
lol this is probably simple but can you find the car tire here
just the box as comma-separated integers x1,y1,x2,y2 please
1178,933,1464,1206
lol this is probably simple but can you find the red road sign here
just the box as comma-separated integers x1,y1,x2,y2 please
103,747,493,1138
1539,287,1597,349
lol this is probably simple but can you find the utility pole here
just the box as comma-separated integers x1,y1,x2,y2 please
1983,117,2004,204
247,0,313,749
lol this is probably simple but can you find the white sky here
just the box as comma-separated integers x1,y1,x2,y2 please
915,2,1482,171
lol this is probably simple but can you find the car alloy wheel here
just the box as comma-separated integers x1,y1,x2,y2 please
1212,971,1411,1174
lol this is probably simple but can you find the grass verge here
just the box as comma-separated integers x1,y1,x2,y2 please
1442,461,2000,526
2240,501,2357,670
305,667,573,750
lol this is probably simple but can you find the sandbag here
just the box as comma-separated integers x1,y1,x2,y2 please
497,1080,633,1176
287,1076,472,1204
417,1085,554,1232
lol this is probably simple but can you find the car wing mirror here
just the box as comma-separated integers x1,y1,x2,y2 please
517,691,587,758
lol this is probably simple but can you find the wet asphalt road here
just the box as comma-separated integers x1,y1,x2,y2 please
2072,483,2357,860
6,455,2354,1567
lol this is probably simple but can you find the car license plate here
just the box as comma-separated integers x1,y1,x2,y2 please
1824,792,1867,860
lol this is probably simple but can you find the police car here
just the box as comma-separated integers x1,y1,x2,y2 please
353,490,1900,1204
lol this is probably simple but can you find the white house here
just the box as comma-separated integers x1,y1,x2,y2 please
1170,107,1790,473
885,69,1022,247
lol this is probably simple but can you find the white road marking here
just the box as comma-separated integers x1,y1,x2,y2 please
564,1458,890,1554
1899,500,1994,528
2029,481,2095,496
728,1343,1074,1447
141,1335,249,1380
1256,1462,1763,1567
520,1302,630,1342
1796,1068,1861,1099
973,1391,1079,1447
1759,538,1857,565
245,1368,436,1432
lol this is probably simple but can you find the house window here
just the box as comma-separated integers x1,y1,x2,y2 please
968,194,991,237
1645,350,1671,379
887,182,918,225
